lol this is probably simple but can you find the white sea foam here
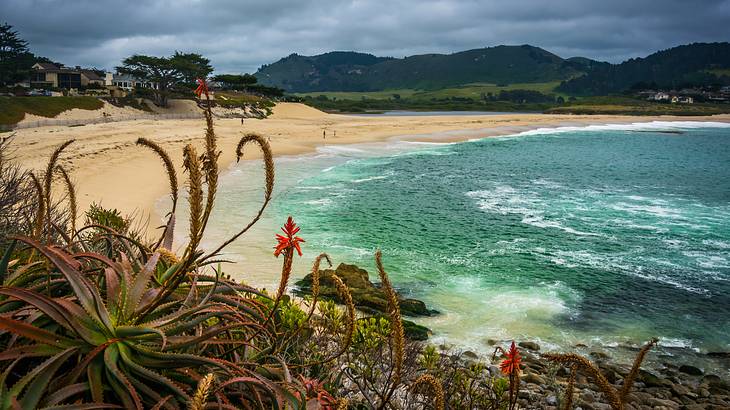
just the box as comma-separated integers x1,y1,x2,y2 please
505,121,730,138
703,239,730,249
610,202,682,218
682,251,730,269
466,187,599,236
531,178,564,189
303,198,333,206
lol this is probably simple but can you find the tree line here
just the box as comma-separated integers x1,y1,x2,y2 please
1,23,280,108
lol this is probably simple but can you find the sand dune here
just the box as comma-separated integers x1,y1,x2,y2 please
9,102,730,237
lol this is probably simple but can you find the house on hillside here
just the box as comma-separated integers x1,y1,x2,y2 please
650,92,670,102
109,73,159,90
670,95,693,104
30,63,105,89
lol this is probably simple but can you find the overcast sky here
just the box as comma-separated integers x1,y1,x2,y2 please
3,0,730,74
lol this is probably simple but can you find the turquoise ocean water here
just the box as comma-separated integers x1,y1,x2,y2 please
174,121,730,370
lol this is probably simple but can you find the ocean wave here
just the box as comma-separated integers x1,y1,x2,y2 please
506,121,730,138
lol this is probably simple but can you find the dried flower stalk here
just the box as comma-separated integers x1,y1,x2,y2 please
54,165,77,236
411,374,445,410
188,373,214,410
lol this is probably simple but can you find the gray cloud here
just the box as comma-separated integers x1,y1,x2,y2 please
3,0,729,73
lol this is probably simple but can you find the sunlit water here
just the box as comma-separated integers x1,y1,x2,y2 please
163,121,730,373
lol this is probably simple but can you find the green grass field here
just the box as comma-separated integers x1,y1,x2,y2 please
546,96,730,116
0,96,104,125
295,81,563,101
704,68,730,77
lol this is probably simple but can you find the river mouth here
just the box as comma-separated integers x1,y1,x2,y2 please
162,121,730,376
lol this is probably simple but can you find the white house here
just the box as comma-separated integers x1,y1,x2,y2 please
651,92,670,101
108,73,159,90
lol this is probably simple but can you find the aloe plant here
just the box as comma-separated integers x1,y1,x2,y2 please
0,235,300,409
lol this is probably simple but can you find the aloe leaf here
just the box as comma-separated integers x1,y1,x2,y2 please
103,267,120,317
4,260,43,287
86,356,104,403
0,316,77,348
125,252,160,319
103,344,142,410
11,236,114,332
40,382,89,406
149,395,173,410
12,347,77,409
115,325,167,349
130,345,234,373
117,344,190,401
0,344,60,361
0,287,77,333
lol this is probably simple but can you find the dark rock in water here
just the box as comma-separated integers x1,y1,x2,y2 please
518,341,540,351
640,369,671,388
486,339,498,346
707,351,730,358
590,351,610,360
678,364,703,376
462,350,479,360
294,263,438,317
294,263,435,340
401,318,430,341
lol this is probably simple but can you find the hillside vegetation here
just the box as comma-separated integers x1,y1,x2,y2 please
256,46,586,92
558,42,730,95
0,96,103,125
295,81,564,100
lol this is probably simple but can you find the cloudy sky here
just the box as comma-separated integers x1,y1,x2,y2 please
4,0,730,74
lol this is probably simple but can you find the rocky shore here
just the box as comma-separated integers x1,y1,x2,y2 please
488,341,730,409
294,263,730,408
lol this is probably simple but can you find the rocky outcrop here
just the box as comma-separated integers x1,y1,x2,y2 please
294,263,438,317
294,263,437,340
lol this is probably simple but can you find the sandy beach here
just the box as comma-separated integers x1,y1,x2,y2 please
9,102,730,237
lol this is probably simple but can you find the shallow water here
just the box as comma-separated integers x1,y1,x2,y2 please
170,121,730,372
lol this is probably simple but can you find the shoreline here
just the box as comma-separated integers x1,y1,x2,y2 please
9,103,730,236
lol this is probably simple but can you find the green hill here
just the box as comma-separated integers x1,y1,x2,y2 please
558,42,730,95
255,45,584,92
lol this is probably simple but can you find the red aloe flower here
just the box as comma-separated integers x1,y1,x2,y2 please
500,341,522,375
274,216,305,257
194,78,209,98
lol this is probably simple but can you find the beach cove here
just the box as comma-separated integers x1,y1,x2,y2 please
9,103,730,406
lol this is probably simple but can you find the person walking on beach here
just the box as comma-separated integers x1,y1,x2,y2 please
241,117,244,126
323,129,326,139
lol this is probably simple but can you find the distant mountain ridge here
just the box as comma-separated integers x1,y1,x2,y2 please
557,42,730,95
255,43,730,95
255,45,586,92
